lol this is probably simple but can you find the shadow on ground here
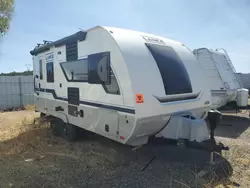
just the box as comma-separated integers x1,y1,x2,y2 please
0,124,234,188
215,113,250,139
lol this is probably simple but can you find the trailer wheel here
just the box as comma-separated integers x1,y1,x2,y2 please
40,112,46,118
50,118,62,136
62,123,79,142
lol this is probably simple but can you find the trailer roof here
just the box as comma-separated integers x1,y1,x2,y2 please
30,25,184,56
30,31,87,56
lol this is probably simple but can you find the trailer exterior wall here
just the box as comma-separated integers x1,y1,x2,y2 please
107,27,211,118
0,76,34,109
32,27,137,144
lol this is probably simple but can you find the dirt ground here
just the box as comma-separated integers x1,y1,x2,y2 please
0,109,249,188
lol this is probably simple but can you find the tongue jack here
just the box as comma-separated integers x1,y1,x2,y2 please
207,110,222,142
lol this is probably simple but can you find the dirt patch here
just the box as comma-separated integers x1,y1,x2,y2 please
0,110,249,188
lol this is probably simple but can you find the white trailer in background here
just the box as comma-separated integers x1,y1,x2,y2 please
193,48,248,109
30,26,228,153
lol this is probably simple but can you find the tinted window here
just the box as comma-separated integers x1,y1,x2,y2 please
103,69,120,95
146,43,192,95
39,59,43,80
88,52,111,84
60,58,88,81
60,52,111,84
46,62,54,83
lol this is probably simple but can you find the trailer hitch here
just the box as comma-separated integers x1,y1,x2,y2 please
138,110,230,171
184,109,229,154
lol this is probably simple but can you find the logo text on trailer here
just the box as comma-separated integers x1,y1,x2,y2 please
45,53,54,62
142,35,165,44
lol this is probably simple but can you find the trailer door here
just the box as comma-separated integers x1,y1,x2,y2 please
33,56,40,93
33,55,45,111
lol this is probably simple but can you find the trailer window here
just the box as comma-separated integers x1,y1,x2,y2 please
88,52,111,85
146,43,192,95
46,62,54,83
102,69,120,95
60,51,111,84
39,59,43,80
60,58,88,82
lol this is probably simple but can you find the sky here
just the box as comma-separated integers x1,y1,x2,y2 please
0,0,250,73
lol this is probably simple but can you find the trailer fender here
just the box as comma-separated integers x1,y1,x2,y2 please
47,109,69,124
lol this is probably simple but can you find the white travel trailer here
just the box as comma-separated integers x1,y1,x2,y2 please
193,48,244,109
30,26,228,153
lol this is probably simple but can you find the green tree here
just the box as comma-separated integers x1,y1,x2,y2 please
0,0,15,36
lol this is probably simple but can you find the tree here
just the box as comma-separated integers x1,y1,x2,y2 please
0,0,15,36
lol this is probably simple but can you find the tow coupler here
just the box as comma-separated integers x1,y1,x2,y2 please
137,110,229,174
150,110,229,154
183,109,229,153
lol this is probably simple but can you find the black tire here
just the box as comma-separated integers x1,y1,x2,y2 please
62,123,79,142
50,118,62,136
40,112,46,118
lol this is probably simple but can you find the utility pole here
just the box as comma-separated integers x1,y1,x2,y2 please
25,64,32,71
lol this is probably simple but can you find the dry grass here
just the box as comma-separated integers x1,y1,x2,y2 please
214,137,250,188
24,104,35,111
0,110,249,187
0,110,39,141
0,110,47,156
210,113,250,188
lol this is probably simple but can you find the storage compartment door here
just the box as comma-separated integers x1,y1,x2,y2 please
96,109,119,141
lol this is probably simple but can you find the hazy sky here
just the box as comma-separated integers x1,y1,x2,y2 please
0,0,249,73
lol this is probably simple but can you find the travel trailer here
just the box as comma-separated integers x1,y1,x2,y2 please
193,48,248,109
30,26,228,153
